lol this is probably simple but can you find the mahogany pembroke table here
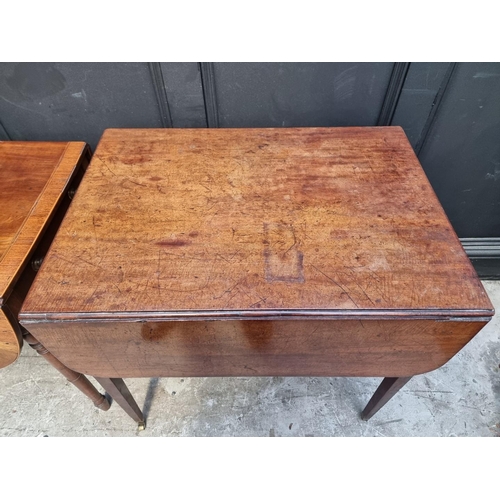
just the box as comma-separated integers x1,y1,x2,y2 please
19,127,494,428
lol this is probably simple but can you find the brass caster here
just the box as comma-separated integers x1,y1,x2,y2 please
138,421,146,431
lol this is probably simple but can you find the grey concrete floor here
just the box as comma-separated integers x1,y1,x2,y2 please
1,281,499,437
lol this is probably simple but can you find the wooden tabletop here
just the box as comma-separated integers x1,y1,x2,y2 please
0,142,87,301
20,127,493,323
1,144,65,262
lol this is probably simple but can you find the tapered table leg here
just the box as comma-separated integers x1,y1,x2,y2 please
22,330,110,411
361,377,412,421
95,377,145,430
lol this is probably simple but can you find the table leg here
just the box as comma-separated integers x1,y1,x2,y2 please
22,330,110,411
95,377,146,430
361,377,412,421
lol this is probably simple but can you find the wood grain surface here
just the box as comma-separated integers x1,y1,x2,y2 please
0,141,88,368
0,307,22,368
0,142,88,303
20,127,493,321
24,318,488,378
0,142,66,262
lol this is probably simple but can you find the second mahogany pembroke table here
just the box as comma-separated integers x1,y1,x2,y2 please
19,127,494,428
0,141,110,411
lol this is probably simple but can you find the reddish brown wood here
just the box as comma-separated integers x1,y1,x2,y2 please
0,141,89,367
0,306,22,368
20,127,493,320
18,128,494,423
23,330,110,410
0,142,89,303
0,141,112,413
0,142,68,264
95,377,144,426
22,319,488,378
361,377,412,420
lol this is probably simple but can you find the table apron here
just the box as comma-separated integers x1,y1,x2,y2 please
22,318,487,378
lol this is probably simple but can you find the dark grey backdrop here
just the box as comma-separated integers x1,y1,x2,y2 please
1,63,499,276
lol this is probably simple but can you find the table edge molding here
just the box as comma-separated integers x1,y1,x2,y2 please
19,307,494,324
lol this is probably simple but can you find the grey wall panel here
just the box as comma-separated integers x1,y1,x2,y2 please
377,63,410,126
200,63,219,127
211,63,394,127
417,62,500,238
391,62,450,148
148,62,173,127
160,63,206,127
0,119,9,140
0,63,163,150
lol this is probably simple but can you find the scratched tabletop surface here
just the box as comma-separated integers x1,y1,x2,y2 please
21,127,493,321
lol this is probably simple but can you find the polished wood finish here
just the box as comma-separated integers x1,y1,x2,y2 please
23,319,488,378
0,141,111,411
0,307,22,368
0,143,66,262
1,142,90,367
361,377,412,420
19,128,494,422
20,127,492,320
0,142,87,302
